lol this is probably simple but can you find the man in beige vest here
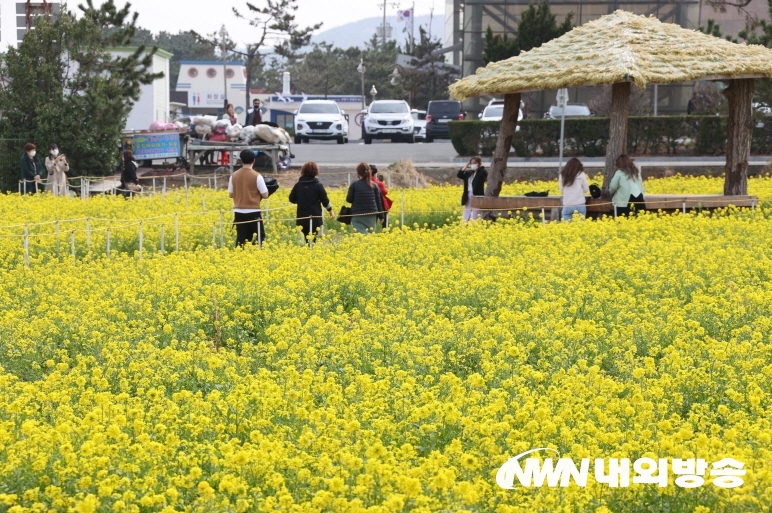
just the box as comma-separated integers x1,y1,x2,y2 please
228,149,269,246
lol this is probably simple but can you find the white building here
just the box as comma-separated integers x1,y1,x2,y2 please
110,46,172,131
176,61,248,123
0,0,60,52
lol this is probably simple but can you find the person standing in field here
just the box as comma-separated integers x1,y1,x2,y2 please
45,143,70,197
559,157,589,221
346,162,384,234
370,165,392,228
289,161,335,244
610,154,646,217
457,156,487,222
229,149,269,247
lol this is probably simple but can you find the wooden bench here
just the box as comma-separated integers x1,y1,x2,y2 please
471,194,759,221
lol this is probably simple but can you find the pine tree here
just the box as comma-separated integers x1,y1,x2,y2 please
482,2,573,66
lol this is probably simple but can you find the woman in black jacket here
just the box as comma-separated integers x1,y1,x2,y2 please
457,156,487,222
20,142,45,194
120,150,140,197
346,162,384,234
289,161,335,243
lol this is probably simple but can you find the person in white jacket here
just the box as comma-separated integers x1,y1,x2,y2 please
45,143,69,197
559,157,589,221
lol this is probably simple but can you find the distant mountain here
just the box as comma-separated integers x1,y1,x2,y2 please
310,14,445,50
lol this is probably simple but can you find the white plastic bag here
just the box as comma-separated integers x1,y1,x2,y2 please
195,125,212,135
192,115,217,127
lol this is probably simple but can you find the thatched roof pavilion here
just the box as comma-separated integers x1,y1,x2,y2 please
450,10,772,197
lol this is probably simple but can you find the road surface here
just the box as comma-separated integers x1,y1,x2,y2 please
290,139,458,165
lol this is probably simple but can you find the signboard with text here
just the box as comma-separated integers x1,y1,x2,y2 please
131,133,181,160
188,91,226,107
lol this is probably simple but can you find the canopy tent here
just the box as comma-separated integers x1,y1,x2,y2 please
449,10,772,197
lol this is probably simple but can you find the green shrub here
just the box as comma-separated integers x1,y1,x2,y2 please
448,115,772,157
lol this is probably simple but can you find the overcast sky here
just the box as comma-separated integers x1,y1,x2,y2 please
99,0,444,47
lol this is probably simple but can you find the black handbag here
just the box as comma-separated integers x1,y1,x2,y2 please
264,176,279,196
338,205,352,225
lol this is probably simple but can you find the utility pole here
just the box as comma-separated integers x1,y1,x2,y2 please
378,0,399,46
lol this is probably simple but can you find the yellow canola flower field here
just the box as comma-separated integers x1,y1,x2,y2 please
1,174,772,265
0,177,770,512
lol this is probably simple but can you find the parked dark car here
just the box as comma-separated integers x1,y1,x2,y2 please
425,100,465,142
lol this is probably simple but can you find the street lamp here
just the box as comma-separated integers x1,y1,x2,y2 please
219,25,228,108
357,58,366,111
370,84,378,104
390,66,400,86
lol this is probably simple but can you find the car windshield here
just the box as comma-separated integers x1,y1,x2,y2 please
371,102,408,114
411,111,426,121
299,103,339,114
483,106,504,117
551,105,591,117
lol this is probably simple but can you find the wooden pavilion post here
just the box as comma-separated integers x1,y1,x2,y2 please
603,82,631,194
723,78,754,196
486,92,522,204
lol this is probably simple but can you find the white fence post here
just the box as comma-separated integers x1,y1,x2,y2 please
401,189,405,231
160,224,165,255
139,222,144,259
23,225,29,267
106,227,111,258
175,214,179,252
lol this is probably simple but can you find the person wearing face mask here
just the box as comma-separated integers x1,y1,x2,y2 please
45,143,70,197
20,143,45,194
457,156,487,222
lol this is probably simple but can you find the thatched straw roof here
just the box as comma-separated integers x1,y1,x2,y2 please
450,10,772,101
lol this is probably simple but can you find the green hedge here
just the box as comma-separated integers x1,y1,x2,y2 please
448,116,772,157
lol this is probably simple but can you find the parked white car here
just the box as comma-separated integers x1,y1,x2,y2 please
478,99,524,130
411,109,427,141
294,100,349,144
363,100,415,144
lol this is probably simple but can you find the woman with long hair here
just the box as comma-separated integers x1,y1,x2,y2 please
289,161,335,244
223,103,238,125
559,157,589,221
345,162,384,234
457,156,487,222
609,154,645,216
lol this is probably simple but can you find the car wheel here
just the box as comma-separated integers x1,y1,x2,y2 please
337,136,345,144
364,136,372,145
344,137,349,144
425,136,434,143
406,134,415,144
294,136,301,144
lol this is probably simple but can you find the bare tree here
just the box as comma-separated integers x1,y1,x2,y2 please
192,0,321,109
